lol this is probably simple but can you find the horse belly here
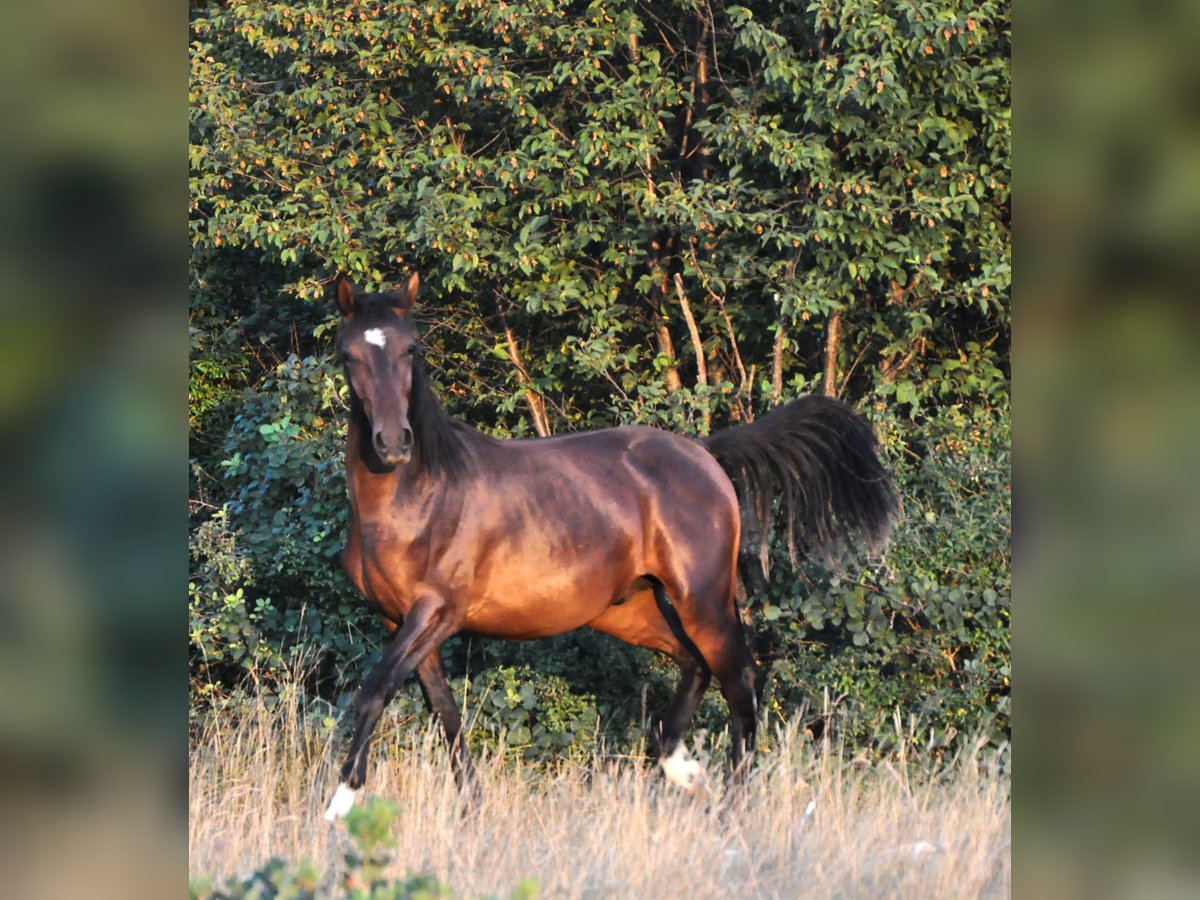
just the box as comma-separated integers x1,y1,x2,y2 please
463,557,626,640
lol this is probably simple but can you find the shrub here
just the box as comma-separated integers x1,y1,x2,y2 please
742,403,1009,757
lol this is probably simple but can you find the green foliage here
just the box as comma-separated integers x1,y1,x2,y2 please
449,665,605,761
745,403,1010,758
190,352,382,712
190,0,1009,762
190,798,538,899
190,0,1008,426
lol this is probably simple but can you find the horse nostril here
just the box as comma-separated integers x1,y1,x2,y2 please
372,427,411,462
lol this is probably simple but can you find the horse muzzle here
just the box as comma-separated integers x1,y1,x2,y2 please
373,426,413,467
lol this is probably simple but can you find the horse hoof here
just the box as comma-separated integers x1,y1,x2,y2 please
660,745,708,794
324,782,357,821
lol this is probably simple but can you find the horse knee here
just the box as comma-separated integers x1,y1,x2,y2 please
353,690,385,720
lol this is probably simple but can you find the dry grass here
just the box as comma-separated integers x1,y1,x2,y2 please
190,687,1009,898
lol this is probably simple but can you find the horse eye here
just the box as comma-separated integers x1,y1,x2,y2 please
407,346,418,356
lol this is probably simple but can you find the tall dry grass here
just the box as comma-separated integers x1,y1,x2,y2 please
190,684,1009,898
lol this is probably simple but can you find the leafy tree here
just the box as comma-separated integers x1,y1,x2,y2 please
189,0,1009,759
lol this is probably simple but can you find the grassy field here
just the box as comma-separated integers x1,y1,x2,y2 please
189,687,1009,898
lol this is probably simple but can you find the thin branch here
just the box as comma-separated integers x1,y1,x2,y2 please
686,236,746,394
498,310,552,437
771,324,786,405
673,273,708,388
743,362,757,422
839,338,873,400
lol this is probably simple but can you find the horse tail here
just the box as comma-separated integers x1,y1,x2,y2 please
701,395,898,572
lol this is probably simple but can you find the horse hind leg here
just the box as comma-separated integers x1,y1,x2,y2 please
655,656,711,793
711,629,761,781
633,579,712,790
650,577,762,785
414,649,478,804
585,590,711,793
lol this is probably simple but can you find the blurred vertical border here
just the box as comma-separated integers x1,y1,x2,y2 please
0,1,183,897
1020,0,1200,895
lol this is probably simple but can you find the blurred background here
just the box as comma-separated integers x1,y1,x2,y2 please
0,0,1197,895
0,1,182,897
1019,0,1200,895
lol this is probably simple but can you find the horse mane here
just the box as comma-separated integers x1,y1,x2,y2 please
408,354,470,481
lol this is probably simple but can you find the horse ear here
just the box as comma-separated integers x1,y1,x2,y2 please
383,271,420,314
335,275,358,318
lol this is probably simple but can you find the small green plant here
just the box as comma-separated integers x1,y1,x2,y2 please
342,798,407,897
189,856,320,900
190,796,539,900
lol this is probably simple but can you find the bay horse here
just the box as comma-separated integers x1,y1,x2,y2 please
323,273,897,819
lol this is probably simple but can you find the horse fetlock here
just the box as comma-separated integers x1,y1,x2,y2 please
660,744,709,794
323,782,358,821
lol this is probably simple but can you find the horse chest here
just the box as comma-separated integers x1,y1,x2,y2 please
354,521,474,616
358,543,419,598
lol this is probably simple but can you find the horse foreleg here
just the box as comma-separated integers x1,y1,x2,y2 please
325,595,456,821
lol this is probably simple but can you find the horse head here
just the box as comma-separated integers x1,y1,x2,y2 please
334,272,421,468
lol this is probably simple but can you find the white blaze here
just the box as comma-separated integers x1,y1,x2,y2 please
363,328,387,348
323,782,358,821
660,744,707,793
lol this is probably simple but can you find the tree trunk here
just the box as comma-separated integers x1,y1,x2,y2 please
821,308,842,397
654,321,682,392
672,273,707,388
771,322,786,405
673,273,710,433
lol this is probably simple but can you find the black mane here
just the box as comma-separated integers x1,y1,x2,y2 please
407,353,470,480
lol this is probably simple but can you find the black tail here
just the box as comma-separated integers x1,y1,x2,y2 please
702,396,898,571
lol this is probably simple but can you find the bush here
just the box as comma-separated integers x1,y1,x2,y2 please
190,353,380,713
741,403,1010,759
